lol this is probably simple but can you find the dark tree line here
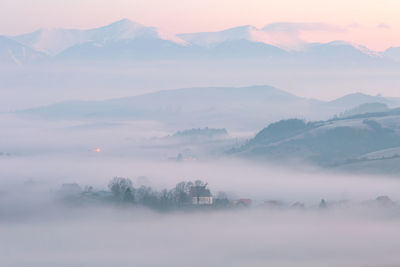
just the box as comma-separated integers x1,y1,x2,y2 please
103,177,224,210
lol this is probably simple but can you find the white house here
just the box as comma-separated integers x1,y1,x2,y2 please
190,185,213,205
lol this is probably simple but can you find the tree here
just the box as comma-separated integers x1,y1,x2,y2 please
214,191,230,208
319,199,327,209
136,186,159,207
172,181,191,206
123,188,135,203
159,189,173,210
108,177,133,200
83,185,93,193
194,180,206,187
216,191,228,200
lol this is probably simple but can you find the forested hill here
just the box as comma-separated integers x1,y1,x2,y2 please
235,110,400,170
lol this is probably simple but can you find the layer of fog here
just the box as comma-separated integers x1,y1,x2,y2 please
1,157,400,267
3,115,400,266
2,113,400,204
0,114,244,161
2,208,400,267
3,154,400,204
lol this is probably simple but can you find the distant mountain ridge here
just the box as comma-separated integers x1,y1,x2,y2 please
328,93,394,107
1,19,399,65
18,85,400,130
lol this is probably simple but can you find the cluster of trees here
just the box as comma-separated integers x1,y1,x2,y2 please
173,127,228,138
90,177,227,210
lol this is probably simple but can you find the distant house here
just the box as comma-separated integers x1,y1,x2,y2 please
190,185,213,205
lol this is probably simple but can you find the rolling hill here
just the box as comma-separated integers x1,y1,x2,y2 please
18,85,400,131
235,109,400,169
20,85,314,130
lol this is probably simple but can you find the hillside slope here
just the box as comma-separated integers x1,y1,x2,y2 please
19,86,319,130
236,111,400,168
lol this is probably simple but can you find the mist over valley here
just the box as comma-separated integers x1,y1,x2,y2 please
2,9,400,266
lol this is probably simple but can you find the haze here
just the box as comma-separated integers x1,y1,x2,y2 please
2,0,400,266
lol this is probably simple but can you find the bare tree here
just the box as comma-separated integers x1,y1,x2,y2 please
108,177,133,200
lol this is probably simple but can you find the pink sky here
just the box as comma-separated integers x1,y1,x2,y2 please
2,0,400,51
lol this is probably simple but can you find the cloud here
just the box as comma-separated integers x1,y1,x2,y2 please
259,22,346,50
262,22,346,33
377,23,390,30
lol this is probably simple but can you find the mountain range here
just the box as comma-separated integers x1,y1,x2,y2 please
1,19,400,65
19,85,400,131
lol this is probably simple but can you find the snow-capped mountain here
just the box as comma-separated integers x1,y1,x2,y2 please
180,26,377,56
83,19,186,45
55,36,189,61
177,26,383,62
52,22,288,61
298,41,377,62
13,28,88,56
13,19,186,56
0,36,46,65
0,19,398,65
178,25,277,47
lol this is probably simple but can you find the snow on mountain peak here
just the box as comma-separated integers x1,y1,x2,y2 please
178,25,276,47
7,19,388,57
102,18,187,45
89,18,155,41
13,19,187,55
14,28,86,55
0,36,45,65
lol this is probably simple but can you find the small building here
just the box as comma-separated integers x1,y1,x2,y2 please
190,185,213,205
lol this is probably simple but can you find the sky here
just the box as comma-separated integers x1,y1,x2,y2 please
2,0,400,51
